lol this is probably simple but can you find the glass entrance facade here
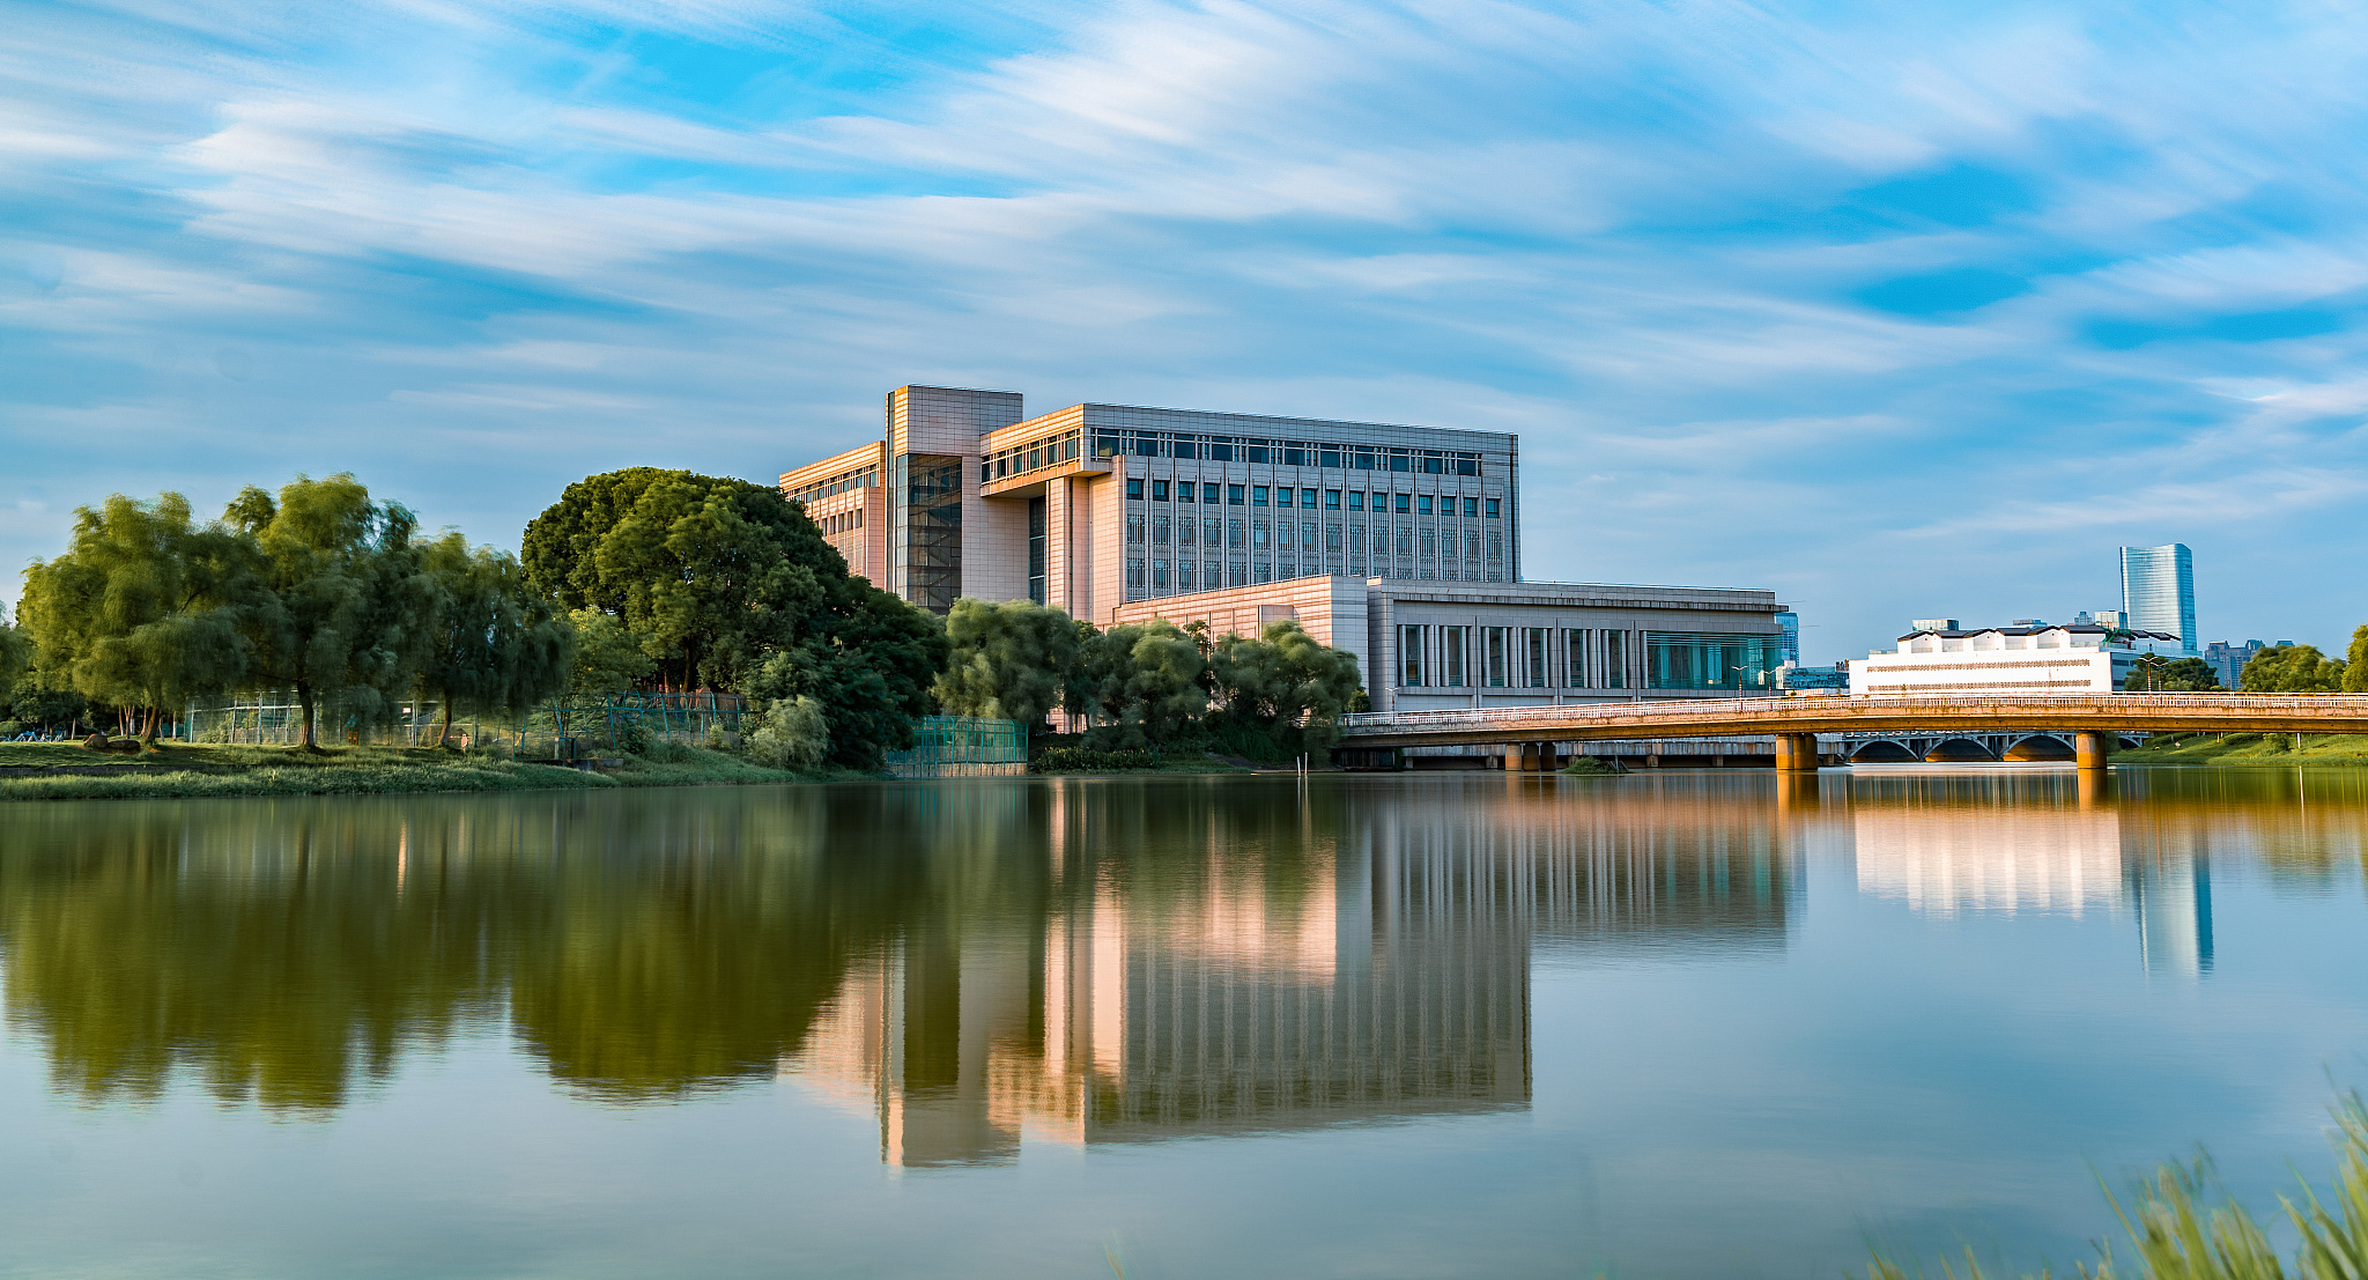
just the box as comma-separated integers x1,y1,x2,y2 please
1645,632,1782,691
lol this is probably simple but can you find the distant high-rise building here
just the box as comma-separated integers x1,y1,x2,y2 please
1774,611,1800,666
2120,544,2196,654
2203,640,2266,690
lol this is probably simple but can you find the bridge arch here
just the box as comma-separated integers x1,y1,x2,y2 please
1923,737,1999,762
1849,740,1919,763
2004,734,2074,761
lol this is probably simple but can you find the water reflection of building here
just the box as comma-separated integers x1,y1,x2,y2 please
781,781,1798,1166
1849,775,2214,975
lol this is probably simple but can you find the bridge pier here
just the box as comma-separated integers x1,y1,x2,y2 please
2075,731,2112,772
1774,732,1820,772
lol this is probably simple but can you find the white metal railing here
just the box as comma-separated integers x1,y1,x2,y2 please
1337,692,2368,734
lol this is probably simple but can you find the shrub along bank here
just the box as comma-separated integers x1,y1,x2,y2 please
0,741,850,802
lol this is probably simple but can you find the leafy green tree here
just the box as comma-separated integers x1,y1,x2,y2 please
2123,655,2222,692
0,610,28,696
1210,621,1365,751
522,468,840,692
2240,643,2347,693
564,608,656,697
2345,626,2368,693
227,474,431,749
749,587,947,769
1078,619,1207,747
415,532,575,748
747,695,830,771
934,598,1085,733
16,492,263,744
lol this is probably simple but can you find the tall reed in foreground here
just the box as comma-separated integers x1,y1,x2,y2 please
1866,1095,2368,1279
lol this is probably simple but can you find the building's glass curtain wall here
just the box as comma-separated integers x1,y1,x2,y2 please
2120,543,2196,654
1646,632,1781,691
894,455,964,611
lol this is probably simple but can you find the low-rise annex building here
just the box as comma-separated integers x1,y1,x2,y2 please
782,384,1789,711
1849,624,2183,696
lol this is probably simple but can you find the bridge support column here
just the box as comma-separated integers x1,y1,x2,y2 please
1775,733,1819,772
2075,731,2112,772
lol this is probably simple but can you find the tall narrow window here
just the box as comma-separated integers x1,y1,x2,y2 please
1205,517,1222,546
1441,626,1466,687
1229,519,1245,549
1178,560,1193,590
1526,627,1549,688
1486,627,1509,687
1605,631,1626,688
1400,625,1426,687
1126,514,1145,545
1152,515,1169,544
1564,629,1587,688
1027,496,1046,605
1152,559,1169,588
1179,517,1195,547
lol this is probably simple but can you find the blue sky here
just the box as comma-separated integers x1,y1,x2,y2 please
5,0,2366,663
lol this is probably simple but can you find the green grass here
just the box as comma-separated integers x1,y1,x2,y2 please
0,741,840,801
2118,733,2368,766
1866,1094,2368,1279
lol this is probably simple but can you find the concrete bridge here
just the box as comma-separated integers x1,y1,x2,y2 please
1334,693,2368,771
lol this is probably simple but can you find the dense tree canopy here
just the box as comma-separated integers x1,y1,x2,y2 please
1211,621,1366,751
522,468,843,692
2240,643,2347,693
935,599,1086,732
1078,619,1206,748
934,600,1364,756
17,492,263,743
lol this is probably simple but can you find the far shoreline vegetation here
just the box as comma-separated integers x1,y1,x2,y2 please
9,471,2368,802
0,470,1362,800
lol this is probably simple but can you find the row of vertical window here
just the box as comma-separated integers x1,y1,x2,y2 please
818,510,865,534
1399,626,1632,690
1094,433,1482,475
980,432,1084,483
1123,563,1505,595
1125,516,1503,559
1125,479,1499,518
785,466,879,507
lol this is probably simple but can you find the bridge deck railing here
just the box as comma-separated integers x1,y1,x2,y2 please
1337,693,2368,736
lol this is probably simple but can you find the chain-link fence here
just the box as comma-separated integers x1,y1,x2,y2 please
883,716,1028,778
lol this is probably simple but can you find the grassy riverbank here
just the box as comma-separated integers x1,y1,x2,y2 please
0,741,832,801
2117,731,2368,765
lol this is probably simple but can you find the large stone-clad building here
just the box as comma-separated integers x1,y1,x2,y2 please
782,384,1787,711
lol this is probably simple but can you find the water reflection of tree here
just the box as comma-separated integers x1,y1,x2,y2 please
0,802,514,1113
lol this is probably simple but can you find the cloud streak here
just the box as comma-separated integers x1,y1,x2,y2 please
5,0,2368,655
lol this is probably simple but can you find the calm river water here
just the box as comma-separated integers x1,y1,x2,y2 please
2,769,2366,1278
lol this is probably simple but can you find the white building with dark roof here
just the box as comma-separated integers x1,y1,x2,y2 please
1850,624,2184,696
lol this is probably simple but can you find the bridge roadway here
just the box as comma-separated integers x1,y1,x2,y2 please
1335,693,2368,770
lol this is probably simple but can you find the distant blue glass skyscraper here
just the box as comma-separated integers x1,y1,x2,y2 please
2120,544,2196,654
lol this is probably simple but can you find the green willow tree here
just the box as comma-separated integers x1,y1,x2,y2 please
415,532,575,748
934,598,1087,734
228,474,432,750
1211,621,1367,752
1077,619,1207,748
16,492,262,745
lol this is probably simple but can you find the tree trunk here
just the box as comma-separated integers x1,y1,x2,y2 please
297,683,318,750
139,705,160,748
435,690,455,749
